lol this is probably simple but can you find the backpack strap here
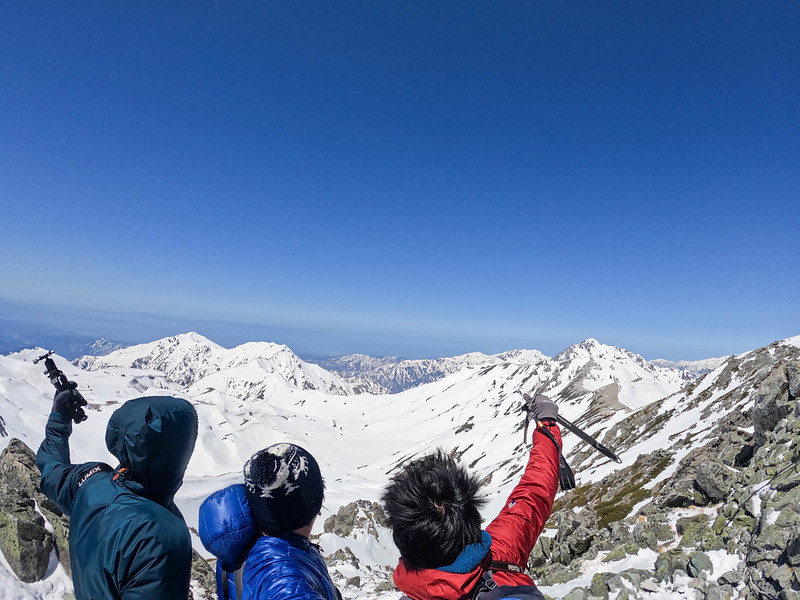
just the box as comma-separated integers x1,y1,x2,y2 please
471,570,497,600
536,424,576,490
221,569,229,600
471,561,523,599
472,561,547,600
221,564,245,600
235,565,244,598
487,561,524,574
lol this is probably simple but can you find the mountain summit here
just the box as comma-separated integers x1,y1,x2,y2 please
75,332,374,395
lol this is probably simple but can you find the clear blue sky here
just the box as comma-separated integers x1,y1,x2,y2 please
2,2,799,360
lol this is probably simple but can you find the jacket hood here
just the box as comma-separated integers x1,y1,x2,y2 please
198,484,259,571
105,396,198,507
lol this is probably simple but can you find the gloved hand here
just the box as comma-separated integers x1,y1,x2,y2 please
530,394,559,422
52,382,88,422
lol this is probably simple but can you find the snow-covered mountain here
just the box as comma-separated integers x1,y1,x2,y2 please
650,356,728,379
75,332,381,395
317,340,693,396
1,333,798,599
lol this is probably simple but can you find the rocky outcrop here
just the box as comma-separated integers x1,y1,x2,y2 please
530,345,800,599
0,438,68,582
322,500,395,595
323,499,388,538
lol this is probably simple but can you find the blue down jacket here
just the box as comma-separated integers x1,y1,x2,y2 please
36,396,198,600
199,484,340,600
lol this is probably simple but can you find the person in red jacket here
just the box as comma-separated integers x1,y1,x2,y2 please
381,395,562,600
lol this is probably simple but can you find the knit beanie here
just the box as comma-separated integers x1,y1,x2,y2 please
243,443,325,535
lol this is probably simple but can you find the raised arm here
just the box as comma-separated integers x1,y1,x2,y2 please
485,421,561,567
36,411,109,516
36,411,82,515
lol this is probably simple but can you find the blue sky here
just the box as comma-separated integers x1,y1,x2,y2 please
2,2,799,361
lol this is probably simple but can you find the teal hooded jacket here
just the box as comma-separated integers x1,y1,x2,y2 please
36,395,198,600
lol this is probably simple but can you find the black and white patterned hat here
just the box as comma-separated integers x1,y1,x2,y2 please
243,443,324,535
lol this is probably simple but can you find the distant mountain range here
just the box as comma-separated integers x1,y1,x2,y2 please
71,331,724,394
314,342,726,393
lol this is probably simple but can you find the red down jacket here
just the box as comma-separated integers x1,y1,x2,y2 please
392,422,561,600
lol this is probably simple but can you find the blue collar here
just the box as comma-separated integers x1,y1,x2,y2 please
437,531,492,573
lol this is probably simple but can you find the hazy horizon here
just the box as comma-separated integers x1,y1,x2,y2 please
1,295,775,362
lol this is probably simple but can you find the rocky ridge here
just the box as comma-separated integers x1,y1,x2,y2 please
528,339,800,599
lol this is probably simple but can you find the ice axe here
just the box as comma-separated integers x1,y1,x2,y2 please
522,393,622,464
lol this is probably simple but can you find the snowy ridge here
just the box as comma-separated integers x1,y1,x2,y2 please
76,332,365,395
318,340,690,398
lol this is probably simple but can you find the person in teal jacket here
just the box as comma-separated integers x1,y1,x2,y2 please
36,389,198,600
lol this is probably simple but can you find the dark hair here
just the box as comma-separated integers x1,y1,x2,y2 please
381,449,486,570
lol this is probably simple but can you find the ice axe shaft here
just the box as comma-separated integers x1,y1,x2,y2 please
555,414,622,463
522,392,622,464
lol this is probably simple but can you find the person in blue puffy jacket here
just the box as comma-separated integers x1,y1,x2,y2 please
36,393,198,600
199,443,341,600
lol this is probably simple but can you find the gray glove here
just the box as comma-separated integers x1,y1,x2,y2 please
530,394,559,422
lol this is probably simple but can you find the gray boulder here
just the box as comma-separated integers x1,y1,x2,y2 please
563,588,589,600
0,438,72,570
654,549,690,582
695,460,738,502
686,551,713,578
748,524,791,564
752,362,798,447
786,528,800,566
0,439,59,582
0,486,53,582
